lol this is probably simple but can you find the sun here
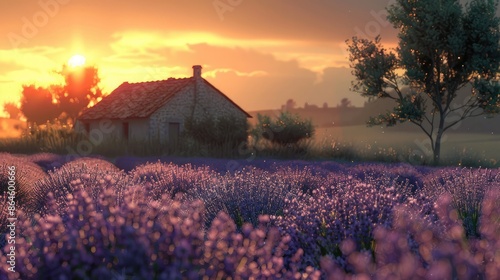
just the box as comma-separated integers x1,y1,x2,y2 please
68,54,86,67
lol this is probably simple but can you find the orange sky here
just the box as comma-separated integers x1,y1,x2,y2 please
0,0,406,117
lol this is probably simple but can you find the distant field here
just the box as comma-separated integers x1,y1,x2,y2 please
313,125,500,163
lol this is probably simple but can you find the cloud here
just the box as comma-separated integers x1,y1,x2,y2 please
0,46,63,70
0,0,399,45
0,0,406,115
93,34,359,111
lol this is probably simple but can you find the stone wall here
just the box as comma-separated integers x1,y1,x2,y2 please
149,84,194,141
75,118,149,142
149,78,248,142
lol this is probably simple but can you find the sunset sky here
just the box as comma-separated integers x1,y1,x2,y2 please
0,0,432,117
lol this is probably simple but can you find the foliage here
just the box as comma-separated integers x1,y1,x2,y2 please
130,162,216,201
0,154,47,249
56,65,103,122
184,115,249,148
272,173,414,270
0,154,47,209
1,124,499,167
20,85,60,124
0,154,500,278
0,189,317,279
18,65,103,125
421,167,500,237
253,112,314,146
2,103,22,120
30,158,130,217
320,190,500,279
187,167,301,228
347,0,500,164
338,98,352,108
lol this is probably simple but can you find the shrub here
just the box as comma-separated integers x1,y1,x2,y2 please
30,158,130,217
59,157,120,173
2,154,500,278
0,154,47,208
184,115,249,147
187,167,301,228
348,162,426,194
129,161,217,201
0,155,48,254
320,190,500,279
0,188,319,279
253,112,314,146
1,189,205,279
272,173,411,270
421,168,500,238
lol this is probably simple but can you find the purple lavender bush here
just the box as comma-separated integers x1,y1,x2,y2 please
421,167,500,237
0,154,49,252
1,153,499,279
60,157,120,172
187,167,302,228
319,190,500,279
272,172,414,270
203,213,320,279
0,187,319,279
348,162,426,194
1,189,204,279
30,159,130,218
129,161,217,200
270,165,327,196
0,154,47,208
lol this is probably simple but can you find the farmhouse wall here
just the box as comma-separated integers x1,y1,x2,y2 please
193,79,248,122
149,76,247,141
149,84,193,141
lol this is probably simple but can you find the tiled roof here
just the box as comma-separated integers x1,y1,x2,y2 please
77,78,193,120
77,76,252,121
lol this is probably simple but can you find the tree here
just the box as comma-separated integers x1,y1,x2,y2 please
17,64,103,125
346,0,500,164
56,65,103,123
281,99,297,111
253,112,314,146
338,98,352,108
20,85,59,125
3,102,22,119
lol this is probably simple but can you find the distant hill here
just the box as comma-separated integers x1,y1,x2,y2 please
249,107,367,127
249,99,500,135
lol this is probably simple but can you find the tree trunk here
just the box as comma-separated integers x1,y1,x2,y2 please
433,114,446,165
434,133,442,165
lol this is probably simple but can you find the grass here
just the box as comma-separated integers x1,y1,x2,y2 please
0,124,244,159
0,124,498,168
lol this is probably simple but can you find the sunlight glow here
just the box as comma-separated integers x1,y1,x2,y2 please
68,54,86,67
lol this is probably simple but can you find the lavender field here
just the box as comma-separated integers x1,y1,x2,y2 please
0,152,499,279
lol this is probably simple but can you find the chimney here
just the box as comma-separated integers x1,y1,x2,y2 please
192,65,202,79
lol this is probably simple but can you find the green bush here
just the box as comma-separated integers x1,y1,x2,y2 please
183,115,249,147
253,112,314,146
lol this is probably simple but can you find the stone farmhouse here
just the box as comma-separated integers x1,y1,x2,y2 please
75,65,251,143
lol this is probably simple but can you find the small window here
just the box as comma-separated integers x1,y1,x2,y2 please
123,122,129,140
